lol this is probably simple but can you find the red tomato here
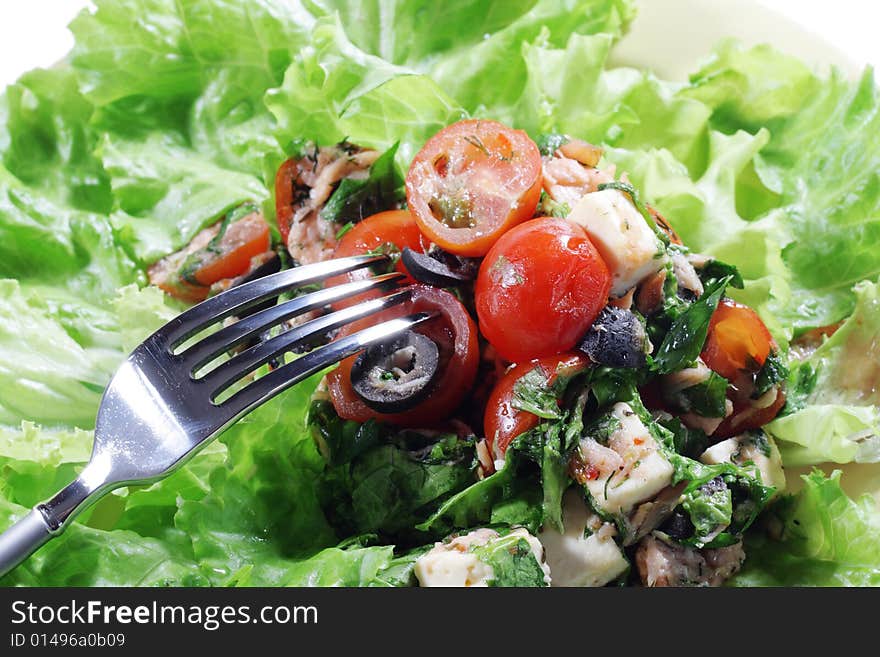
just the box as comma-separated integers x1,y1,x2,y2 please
327,285,479,427
325,210,429,309
475,217,611,362
191,212,271,286
149,211,271,303
405,119,542,257
713,388,787,438
274,158,298,245
484,353,589,456
701,299,773,380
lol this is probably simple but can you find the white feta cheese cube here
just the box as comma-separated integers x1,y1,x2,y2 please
413,547,494,587
582,402,674,515
508,527,552,586
539,491,628,587
567,189,667,296
414,527,550,587
700,433,786,494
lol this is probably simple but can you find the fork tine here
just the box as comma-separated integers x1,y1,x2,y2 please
200,288,414,399
217,312,437,417
155,254,390,350
177,271,406,372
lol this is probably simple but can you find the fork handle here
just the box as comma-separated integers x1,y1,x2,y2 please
0,509,53,579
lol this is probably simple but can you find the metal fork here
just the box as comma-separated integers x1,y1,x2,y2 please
0,254,432,577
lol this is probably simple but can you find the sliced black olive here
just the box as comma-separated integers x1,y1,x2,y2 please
237,251,282,284
577,306,649,368
401,247,479,287
350,331,440,413
225,251,283,318
659,508,695,541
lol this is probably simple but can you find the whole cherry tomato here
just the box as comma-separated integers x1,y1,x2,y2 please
475,217,611,362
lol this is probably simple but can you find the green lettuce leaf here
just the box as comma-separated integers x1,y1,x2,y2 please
265,15,463,164
686,43,880,331
0,68,111,213
0,423,92,511
767,278,880,465
425,0,635,118
305,0,635,125
0,498,207,587
683,40,819,135
517,32,710,173
0,280,115,427
0,282,182,428
281,545,396,587
102,132,268,264
172,374,344,585
731,470,880,586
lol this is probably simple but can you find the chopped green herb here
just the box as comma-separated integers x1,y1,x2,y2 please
463,134,490,155
535,133,570,156
681,477,732,544
489,255,525,286
660,417,710,459
779,362,818,416
536,190,571,218
320,143,404,224
675,371,730,417
697,257,745,289
753,351,790,398
652,275,732,374
471,535,548,587
512,367,564,420
335,221,355,240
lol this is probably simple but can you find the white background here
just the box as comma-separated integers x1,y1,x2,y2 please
0,0,879,87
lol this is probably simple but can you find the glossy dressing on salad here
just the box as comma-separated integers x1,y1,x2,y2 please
3,0,879,589
248,120,784,587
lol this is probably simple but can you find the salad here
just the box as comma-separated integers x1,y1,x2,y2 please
1,0,879,587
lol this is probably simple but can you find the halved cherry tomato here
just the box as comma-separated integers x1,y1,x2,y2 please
274,158,299,245
713,387,787,438
327,285,479,427
325,210,429,309
701,299,773,380
191,213,271,286
484,353,589,456
405,119,542,256
149,211,271,303
475,217,611,362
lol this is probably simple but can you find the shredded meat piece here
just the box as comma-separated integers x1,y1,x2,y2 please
608,288,635,310
577,437,625,479
283,145,379,265
662,358,713,395
671,250,704,299
625,483,687,546
635,268,667,316
635,534,745,587
541,155,616,208
148,211,272,302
